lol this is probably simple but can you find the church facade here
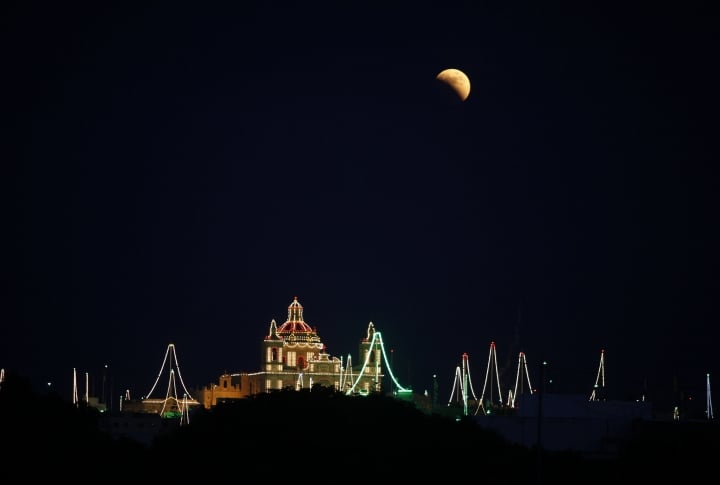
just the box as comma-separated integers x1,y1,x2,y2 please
196,296,385,409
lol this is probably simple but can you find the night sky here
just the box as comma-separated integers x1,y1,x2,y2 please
6,2,719,411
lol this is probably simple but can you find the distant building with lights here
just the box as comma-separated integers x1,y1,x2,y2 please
195,296,386,409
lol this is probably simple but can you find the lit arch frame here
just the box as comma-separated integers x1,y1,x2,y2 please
345,330,412,396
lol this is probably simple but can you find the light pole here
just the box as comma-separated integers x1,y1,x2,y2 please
390,349,395,395
536,360,547,485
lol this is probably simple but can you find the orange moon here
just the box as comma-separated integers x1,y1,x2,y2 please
436,68,471,101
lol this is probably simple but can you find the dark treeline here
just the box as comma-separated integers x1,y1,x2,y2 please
2,370,718,482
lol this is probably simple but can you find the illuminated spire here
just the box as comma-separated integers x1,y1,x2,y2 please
266,318,280,340
366,321,375,341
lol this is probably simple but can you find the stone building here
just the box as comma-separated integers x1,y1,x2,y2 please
196,296,385,408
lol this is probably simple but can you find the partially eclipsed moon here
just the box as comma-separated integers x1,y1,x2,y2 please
436,68,470,101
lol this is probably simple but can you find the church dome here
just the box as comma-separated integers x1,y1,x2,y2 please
276,296,321,344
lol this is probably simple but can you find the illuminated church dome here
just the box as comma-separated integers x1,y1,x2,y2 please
275,296,321,344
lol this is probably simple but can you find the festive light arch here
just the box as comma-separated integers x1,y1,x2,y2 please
344,330,411,396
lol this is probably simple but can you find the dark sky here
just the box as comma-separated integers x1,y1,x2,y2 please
6,2,719,411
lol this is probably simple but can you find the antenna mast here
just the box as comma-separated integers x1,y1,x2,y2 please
589,349,606,401
707,373,714,420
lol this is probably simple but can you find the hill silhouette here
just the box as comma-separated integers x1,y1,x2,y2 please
151,385,534,480
2,372,719,482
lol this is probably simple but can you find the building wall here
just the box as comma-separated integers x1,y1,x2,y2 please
195,373,254,408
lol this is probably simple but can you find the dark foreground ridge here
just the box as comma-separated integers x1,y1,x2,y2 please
2,370,718,482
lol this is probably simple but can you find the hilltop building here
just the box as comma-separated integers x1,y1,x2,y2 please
195,296,385,408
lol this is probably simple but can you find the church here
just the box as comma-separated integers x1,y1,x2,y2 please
195,296,387,409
